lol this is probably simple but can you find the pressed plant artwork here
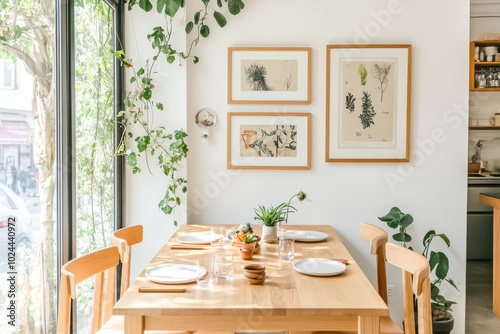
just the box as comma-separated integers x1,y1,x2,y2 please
228,112,311,169
239,124,298,158
228,47,311,104
241,59,298,92
338,59,396,148
326,44,411,162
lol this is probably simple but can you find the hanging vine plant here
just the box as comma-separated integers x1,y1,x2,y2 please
115,0,246,225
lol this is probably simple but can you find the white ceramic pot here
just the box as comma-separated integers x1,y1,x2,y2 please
262,225,278,243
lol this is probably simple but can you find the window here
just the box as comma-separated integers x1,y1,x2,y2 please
0,60,15,89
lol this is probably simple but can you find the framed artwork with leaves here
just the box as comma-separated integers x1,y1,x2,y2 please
228,47,312,104
326,44,412,162
227,112,311,169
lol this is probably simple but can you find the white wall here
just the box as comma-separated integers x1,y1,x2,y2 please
128,1,469,333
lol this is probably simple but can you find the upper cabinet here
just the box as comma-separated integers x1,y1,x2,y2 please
470,40,500,91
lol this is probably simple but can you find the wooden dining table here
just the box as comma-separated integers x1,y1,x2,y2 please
112,224,389,333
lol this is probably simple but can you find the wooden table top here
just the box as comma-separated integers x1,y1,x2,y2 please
113,224,388,318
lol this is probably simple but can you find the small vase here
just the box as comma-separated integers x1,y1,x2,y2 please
262,225,278,243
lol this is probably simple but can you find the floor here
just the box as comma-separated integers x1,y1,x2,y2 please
466,260,500,333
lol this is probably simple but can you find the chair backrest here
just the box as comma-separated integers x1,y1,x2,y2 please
57,246,120,334
111,224,143,297
360,222,389,304
385,242,432,334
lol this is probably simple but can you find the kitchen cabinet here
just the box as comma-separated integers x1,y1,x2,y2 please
470,40,500,90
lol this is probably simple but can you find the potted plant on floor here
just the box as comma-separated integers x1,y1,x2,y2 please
253,190,308,242
378,207,459,334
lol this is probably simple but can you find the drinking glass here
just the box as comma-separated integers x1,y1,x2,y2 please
210,226,225,247
214,252,234,281
196,255,215,288
278,237,295,260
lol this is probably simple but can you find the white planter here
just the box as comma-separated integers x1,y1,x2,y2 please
262,225,278,243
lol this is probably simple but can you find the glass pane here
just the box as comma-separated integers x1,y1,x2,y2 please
0,4,56,334
74,0,116,332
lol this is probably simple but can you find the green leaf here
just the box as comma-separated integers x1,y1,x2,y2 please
193,56,199,64
156,102,164,110
200,25,210,38
400,213,413,228
141,87,152,100
130,76,136,84
164,0,182,17
137,67,145,76
135,136,151,152
217,0,222,7
214,11,227,28
139,0,153,12
185,21,194,34
227,0,244,15
167,55,176,64
194,11,200,24
127,152,137,166
434,252,449,279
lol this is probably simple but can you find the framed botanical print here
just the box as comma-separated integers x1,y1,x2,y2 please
228,47,312,104
326,44,412,162
227,112,311,169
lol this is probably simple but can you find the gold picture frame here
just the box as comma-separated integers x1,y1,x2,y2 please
227,112,311,170
228,47,312,104
326,44,412,162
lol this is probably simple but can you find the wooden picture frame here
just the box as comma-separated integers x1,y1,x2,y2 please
227,112,311,170
326,44,412,162
228,47,312,104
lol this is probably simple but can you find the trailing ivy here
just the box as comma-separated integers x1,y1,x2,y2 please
116,0,246,225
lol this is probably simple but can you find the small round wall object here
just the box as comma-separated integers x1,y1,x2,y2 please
195,108,217,141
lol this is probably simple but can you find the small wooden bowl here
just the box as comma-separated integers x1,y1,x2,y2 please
245,276,265,285
243,264,266,273
243,271,266,279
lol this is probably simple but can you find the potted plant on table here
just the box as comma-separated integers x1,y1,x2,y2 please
253,190,308,242
240,234,258,260
378,207,458,334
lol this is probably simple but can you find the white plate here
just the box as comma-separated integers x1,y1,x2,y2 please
293,258,346,277
176,232,222,244
283,230,329,242
145,264,206,284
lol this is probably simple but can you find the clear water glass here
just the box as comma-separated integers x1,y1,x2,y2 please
210,226,226,247
214,252,234,281
196,255,215,288
278,237,295,260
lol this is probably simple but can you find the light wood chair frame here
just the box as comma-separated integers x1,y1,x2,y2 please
360,222,389,305
57,246,120,334
111,224,143,297
385,243,432,334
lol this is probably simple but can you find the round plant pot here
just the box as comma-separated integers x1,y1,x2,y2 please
412,312,454,334
262,225,278,243
241,241,256,251
432,316,454,334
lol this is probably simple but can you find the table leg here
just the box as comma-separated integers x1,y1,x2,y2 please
358,315,380,334
124,315,144,334
494,208,500,318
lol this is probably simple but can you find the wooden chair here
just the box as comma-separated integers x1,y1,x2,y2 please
359,222,389,305
57,246,120,333
358,223,403,333
385,242,432,334
111,224,143,297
